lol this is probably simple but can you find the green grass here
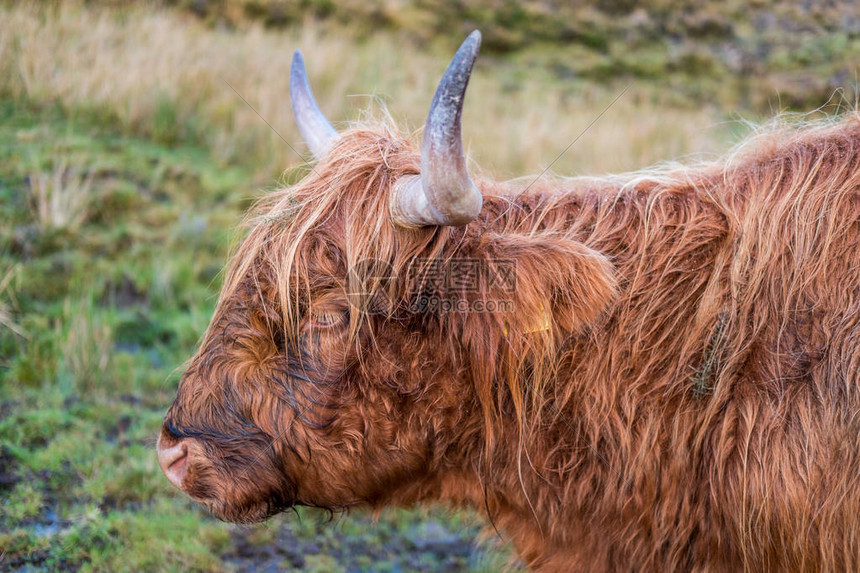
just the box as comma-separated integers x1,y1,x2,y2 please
0,99,517,572
0,98,243,570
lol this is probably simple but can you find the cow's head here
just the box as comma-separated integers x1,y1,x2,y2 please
157,31,617,523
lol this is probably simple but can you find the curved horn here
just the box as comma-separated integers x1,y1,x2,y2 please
391,31,483,227
290,50,338,160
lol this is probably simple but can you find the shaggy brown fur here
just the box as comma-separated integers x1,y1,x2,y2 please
161,113,860,571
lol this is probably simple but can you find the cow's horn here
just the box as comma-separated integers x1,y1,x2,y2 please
290,50,338,160
390,31,483,227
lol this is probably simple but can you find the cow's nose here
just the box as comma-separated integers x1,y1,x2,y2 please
157,426,189,490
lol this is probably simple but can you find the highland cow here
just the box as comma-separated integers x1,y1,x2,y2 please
158,31,860,571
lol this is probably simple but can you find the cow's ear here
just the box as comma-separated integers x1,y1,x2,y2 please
455,231,617,433
474,231,617,336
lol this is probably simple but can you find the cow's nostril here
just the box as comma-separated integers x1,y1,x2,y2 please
157,429,189,490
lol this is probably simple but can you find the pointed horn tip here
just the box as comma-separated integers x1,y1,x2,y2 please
288,49,338,160
460,30,481,55
441,31,480,78
291,50,304,70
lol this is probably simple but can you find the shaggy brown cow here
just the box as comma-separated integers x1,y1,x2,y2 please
158,31,860,571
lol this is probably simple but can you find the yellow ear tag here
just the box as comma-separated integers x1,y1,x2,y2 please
504,305,551,335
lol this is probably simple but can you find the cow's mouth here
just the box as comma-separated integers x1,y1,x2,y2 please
201,493,292,524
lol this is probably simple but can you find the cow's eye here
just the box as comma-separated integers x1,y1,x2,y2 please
306,307,347,330
313,311,344,327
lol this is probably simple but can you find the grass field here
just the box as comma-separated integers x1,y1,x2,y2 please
0,1,856,571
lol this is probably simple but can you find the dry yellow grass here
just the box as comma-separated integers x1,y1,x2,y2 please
28,157,95,232
59,296,113,393
0,265,24,338
0,2,740,182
